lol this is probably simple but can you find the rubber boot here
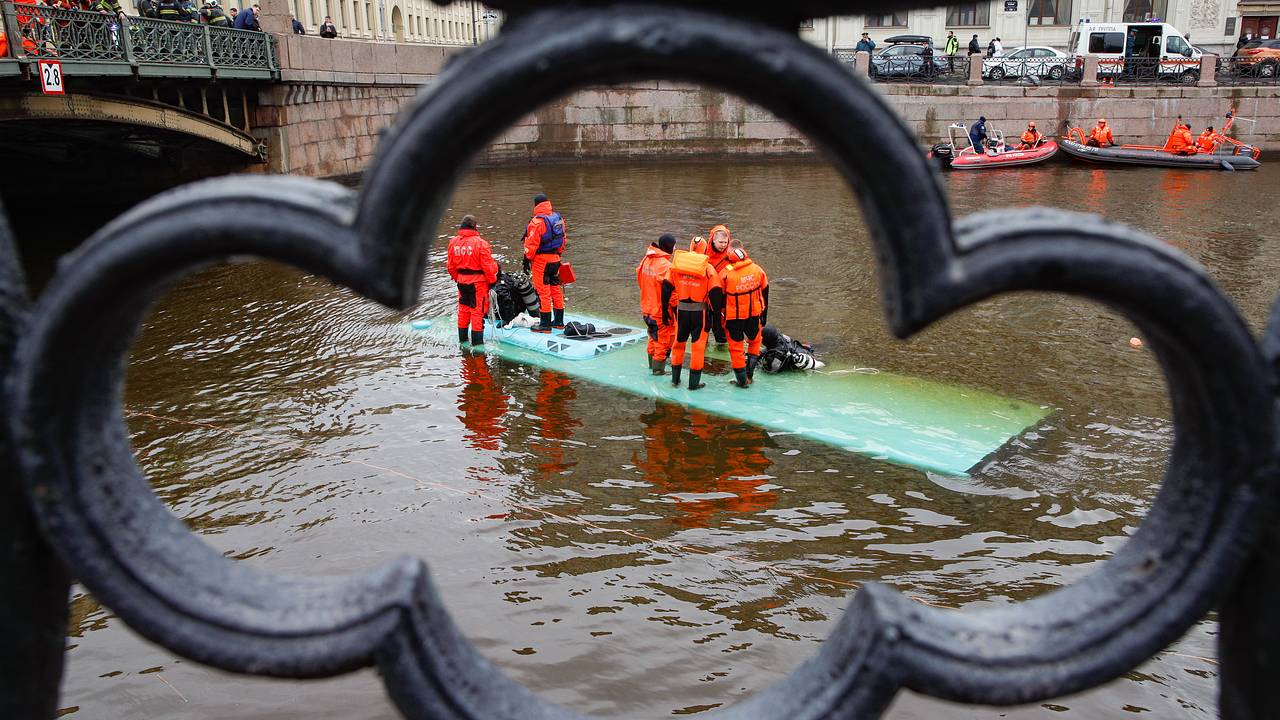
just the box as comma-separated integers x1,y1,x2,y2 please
470,328,484,347
552,308,566,329
688,369,706,390
532,312,553,333
731,368,750,388
670,364,683,387
458,327,470,343
650,357,666,375
746,354,759,384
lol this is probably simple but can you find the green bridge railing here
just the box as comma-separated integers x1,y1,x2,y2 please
0,1,278,80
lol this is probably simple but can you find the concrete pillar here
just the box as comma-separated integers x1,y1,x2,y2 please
1080,54,1100,87
259,0,291,35
854,50,870,77
1197,53,1218,87
966,53,983,86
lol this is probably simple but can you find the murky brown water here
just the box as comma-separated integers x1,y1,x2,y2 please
55,159,1280,718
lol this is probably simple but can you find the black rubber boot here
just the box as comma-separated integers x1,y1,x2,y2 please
688,369,706,390
458,327,470,343
650,358,666,375
670,364,683,387
532,312,553,333
470,329,484,347
731,368,750,388
552,308,566,329
746,354,759,383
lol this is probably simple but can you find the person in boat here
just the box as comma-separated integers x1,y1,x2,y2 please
637,233,677,375
521,193,568,333
446,214,499,348
759,326,823,373
1196,126,1217,152
662,237,723,391
717,240,769,389
1162,122,1196,155
1017,121,1044,149
1086,119,1114,147
968,116,989,152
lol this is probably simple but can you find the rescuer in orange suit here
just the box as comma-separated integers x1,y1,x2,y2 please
521,193,568,333
446,214,499,347
704,225,733,346
1196,126,1217,152
1086,119,1114,147
637,233,677,375
717,240,769,388
1017,121,1043,149
1162,122,1196,155
661,237,723,390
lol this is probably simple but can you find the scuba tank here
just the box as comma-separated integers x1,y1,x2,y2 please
513,272,540,314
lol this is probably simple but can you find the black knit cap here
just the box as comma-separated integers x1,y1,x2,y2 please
533,193,548,205
658,233,676,253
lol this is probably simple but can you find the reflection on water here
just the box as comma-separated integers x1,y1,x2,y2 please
51,161,1280,719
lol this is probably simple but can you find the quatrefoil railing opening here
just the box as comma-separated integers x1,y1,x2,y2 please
3,2,1278,719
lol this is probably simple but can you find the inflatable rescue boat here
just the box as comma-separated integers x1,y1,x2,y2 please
930,123,1058,170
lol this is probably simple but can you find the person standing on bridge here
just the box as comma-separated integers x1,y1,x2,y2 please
200,0,229,26
319,15,337,37
156,0,190,22
232,3,259,30
291,15,305,33
447,215,499,348
522,194,569,333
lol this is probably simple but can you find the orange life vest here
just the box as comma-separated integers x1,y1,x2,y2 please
636,245,672,318
1195,131,1216,152
668,249,716,304
1089,124,1113,144
719,258,768,320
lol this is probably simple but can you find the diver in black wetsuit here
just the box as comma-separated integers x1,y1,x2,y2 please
759,326,822,373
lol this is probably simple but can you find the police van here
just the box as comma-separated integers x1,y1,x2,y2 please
1069,22,1202,83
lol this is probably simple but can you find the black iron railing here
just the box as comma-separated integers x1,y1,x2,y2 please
1216,55,1280,86
1,2,1278,719
0,1,277,78
981,55,1076,85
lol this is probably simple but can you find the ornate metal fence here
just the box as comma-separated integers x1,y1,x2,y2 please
1,2,1278,719
0,2,277,79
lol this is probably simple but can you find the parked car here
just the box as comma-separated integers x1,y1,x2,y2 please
1234,39,1280,77
983,46,1073,80
870,35,949,78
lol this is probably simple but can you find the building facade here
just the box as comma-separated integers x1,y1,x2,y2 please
129,0,502,44
801,0,1256,55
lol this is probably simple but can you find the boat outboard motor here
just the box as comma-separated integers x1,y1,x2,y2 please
929,142,954,169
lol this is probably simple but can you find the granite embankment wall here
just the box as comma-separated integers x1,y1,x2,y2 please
253,36,1280,177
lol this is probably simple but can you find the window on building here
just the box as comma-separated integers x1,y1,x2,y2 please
864,12,907,27
1122,0,1167,22
946,4,989,26
798,19,814,29
1088,31,1124,53
1028,0,1071,25
1225,16,1236,36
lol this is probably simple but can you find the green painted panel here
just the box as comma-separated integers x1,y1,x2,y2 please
410,313,1050,476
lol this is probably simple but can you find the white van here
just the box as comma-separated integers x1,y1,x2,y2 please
1068,22,1202,83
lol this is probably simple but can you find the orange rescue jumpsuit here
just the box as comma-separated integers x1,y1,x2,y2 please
718,253,769,386
1018,128,1043,149
1195,130,1217,152
662,249,722,389
522,200,568,321
446,228,499,341
637,244,674,366
1087,123,1114,147
704,225,733,344
1163,125,1195,155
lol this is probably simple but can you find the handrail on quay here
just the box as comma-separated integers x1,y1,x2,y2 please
0,0,277,80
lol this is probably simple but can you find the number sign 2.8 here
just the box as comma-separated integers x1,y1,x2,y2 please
39,60,65,95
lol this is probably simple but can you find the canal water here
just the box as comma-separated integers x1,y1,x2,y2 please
57,159,1280,718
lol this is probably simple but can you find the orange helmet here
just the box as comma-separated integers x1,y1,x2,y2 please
1098,118,1107,125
